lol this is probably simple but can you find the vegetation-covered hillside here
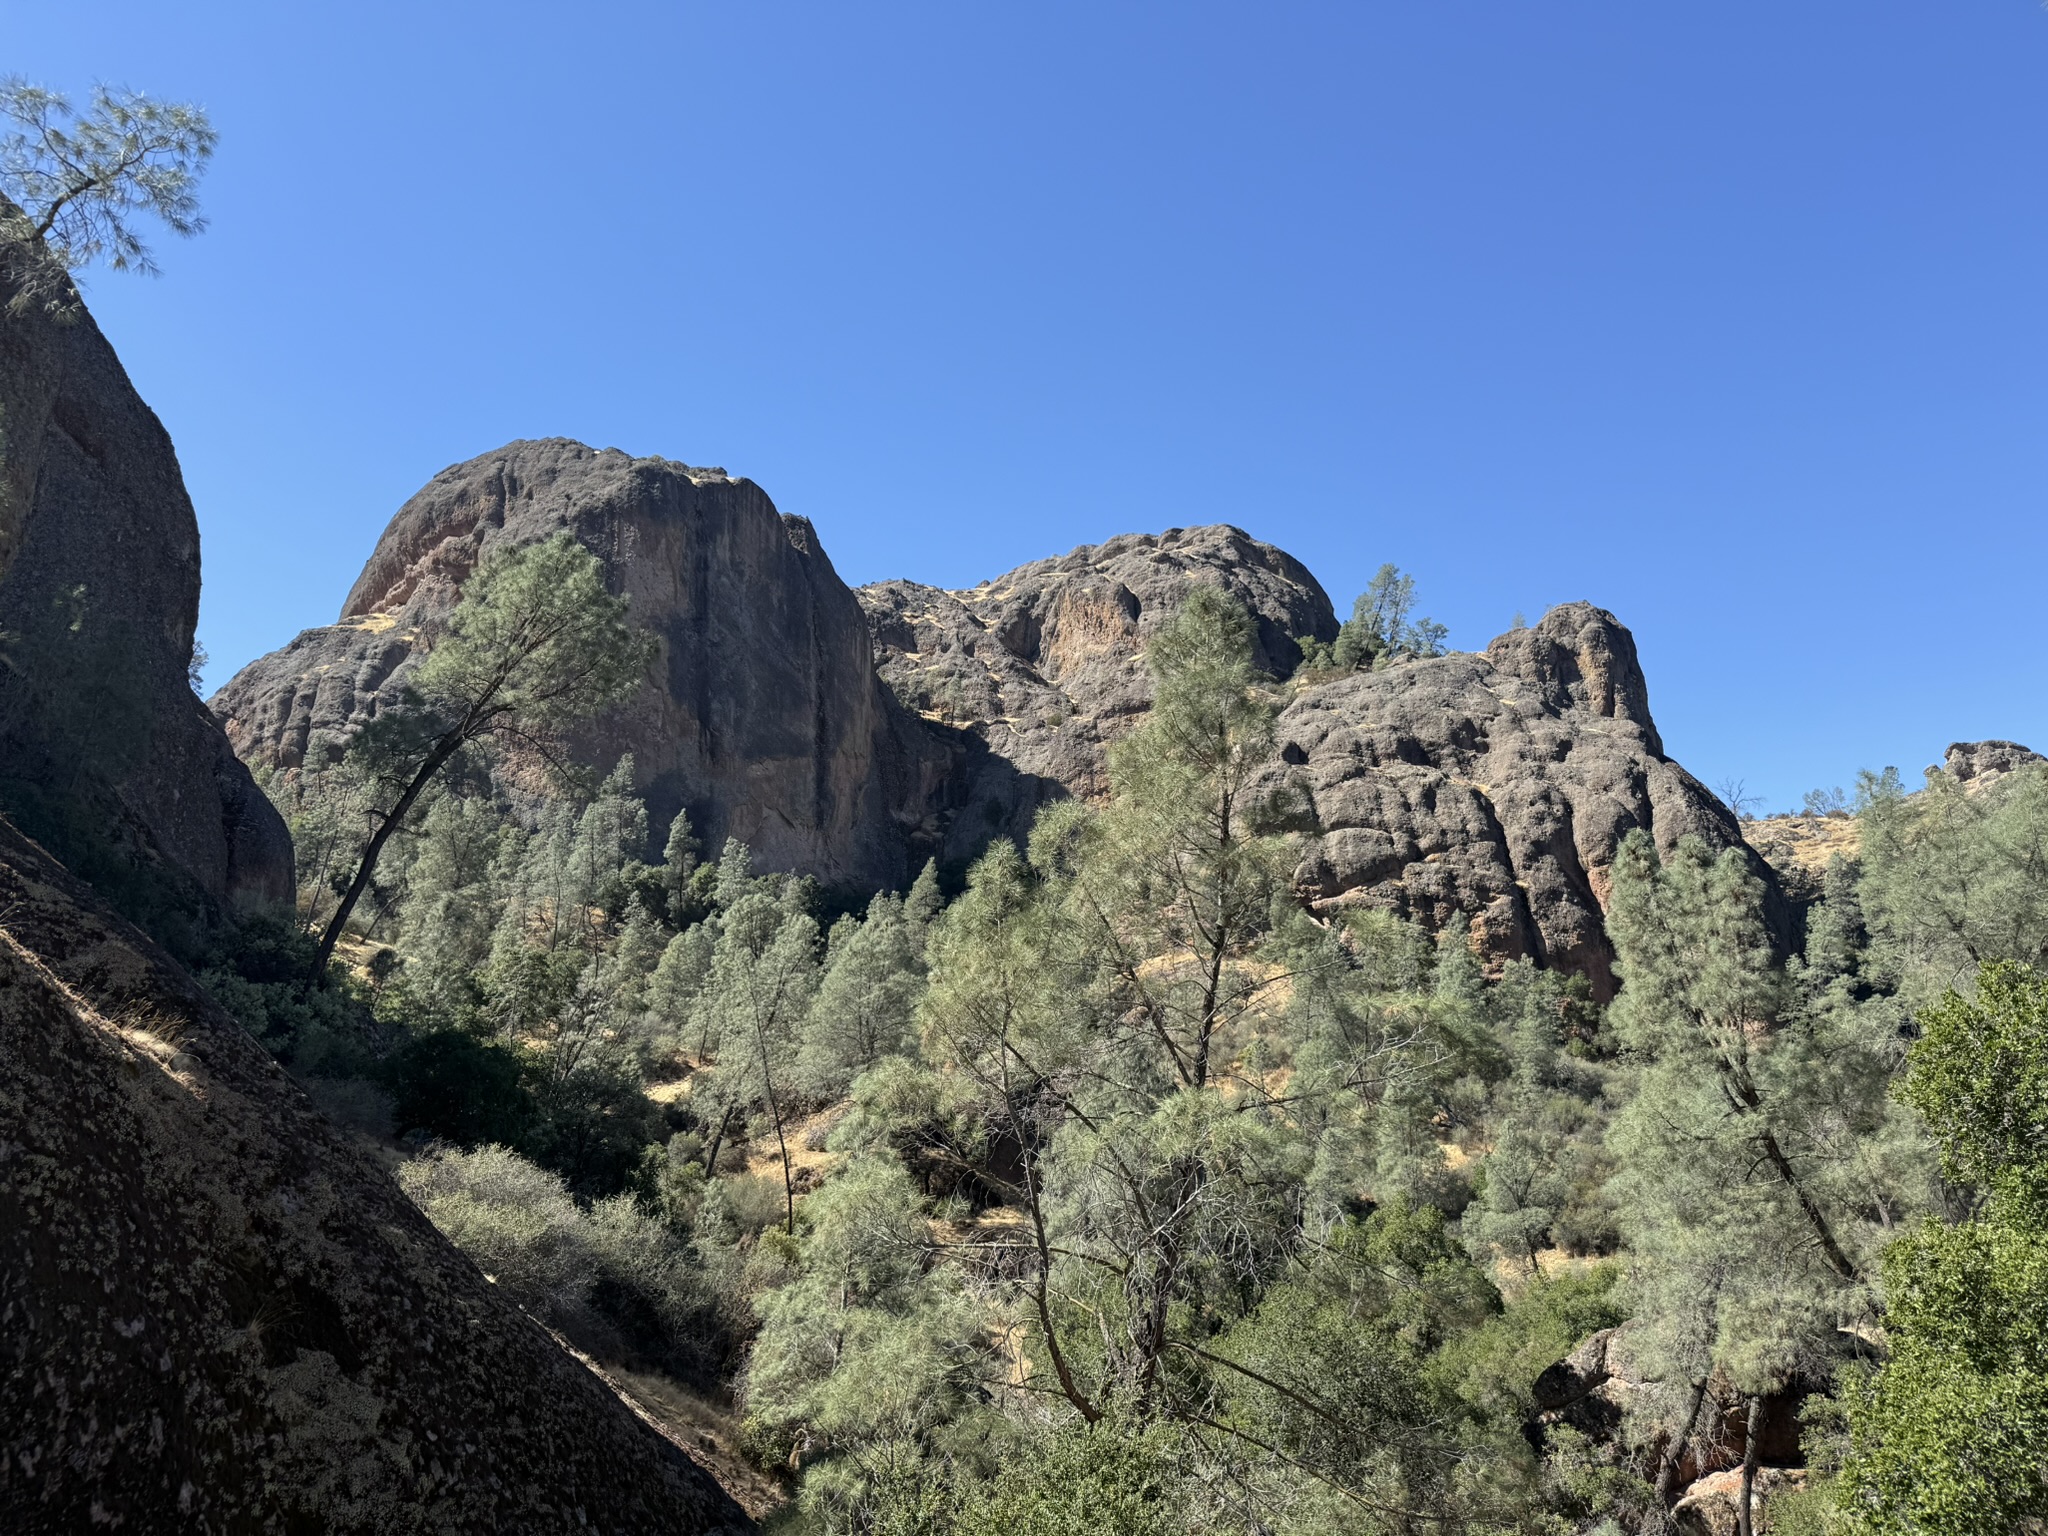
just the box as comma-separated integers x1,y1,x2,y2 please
216,536,2048,1536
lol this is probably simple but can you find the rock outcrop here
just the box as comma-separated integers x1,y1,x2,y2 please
1262,603,1775,996
1530,1324,1819,1521
213,440,936,888
219,465,1768,990
1746,740,2046,912
857,525,1338,860
0,812,748,1534
1944,737,2044,789
862,538,1768,996
0,246,292,941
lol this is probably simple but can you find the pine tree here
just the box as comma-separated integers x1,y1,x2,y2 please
312,534,652,976
799,893,924,1097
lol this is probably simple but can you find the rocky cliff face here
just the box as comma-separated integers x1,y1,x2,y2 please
0,813,748,1534
860,540,1767,995
1261,603,1772,996
213,439,932,887
857,524,1338,861
0,256,292,939
219,458,1767,990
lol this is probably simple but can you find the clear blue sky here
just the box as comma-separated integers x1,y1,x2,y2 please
11,1,2048,812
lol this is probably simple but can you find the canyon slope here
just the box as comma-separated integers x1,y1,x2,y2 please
0,813,748,1534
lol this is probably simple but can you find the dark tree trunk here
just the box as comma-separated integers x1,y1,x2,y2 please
1737,1393,1766,1536
311,731,464,979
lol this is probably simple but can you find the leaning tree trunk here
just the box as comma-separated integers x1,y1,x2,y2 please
310,731,463,979
1736,1393,1766,1536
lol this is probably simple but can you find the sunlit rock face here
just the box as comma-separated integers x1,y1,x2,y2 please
1261,602,1775,998
219,445,1774,989
214,438,942,889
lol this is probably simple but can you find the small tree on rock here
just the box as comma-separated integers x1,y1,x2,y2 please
1,77,215,314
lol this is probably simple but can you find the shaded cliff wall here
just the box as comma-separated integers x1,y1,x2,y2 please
0,250,291,944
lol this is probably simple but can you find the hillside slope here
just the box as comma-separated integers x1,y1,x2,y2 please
0,813,748,1534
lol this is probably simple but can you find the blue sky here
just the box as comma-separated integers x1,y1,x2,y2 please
10,1,2048,812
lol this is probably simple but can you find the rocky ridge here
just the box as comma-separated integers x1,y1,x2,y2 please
1743,738,2045,909
862,543,1773,995
218,448,1778,988
0,247,291,941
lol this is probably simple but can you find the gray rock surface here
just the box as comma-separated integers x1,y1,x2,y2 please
861,538,1771,994
856,524,1338,860
0,813,749,1534
212,439,938,888
1944,738,2045,788
1261,603,1778,996
0,247,292,937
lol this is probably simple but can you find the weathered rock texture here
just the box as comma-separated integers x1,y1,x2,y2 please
213,439,934,887
862,541,1768,995
1260,603,1777,996
1530,1324,1818,1500
0,813,749,1534
1945,737,2044,789
220,468,1768,988
857,525,1338,860
0,247,292,939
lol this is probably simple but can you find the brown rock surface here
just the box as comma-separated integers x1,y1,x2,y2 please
0,813,749,1534
1743,813,1861,909
0,246,291,937
213,439,937,887
1673,1468,1808,1536
856,524,1338,860
1263,603,1778,996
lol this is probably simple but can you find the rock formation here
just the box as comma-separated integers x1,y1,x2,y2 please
0,811,748,1533
1259,603,1776,996
0,249,292,942
219,453,1770,990
857,524,1338,860
213,439,936,888
1944,737,2044,789
862,543,1770,996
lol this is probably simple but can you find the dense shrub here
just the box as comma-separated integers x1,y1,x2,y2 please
399,1144,728,1378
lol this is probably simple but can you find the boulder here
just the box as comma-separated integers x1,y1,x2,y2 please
0,244,292,941
1945,738,2045,789
0,811,748,1534
1673,1467,1808,1536
213,439,938,888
